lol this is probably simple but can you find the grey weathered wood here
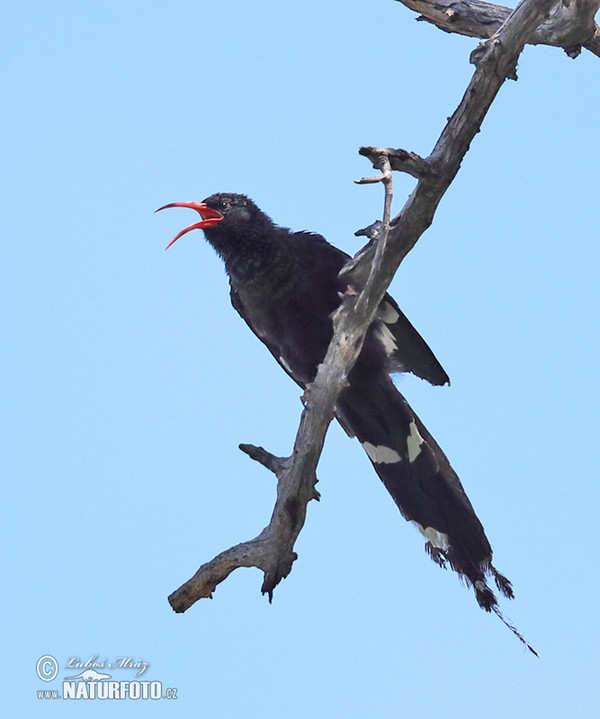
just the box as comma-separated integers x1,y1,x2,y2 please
169,0,574,615
396,0,600,57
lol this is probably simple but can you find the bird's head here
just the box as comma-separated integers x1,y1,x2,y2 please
156,193,267,250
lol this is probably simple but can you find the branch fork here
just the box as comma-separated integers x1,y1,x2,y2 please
169,0,580,614
397,0,600,58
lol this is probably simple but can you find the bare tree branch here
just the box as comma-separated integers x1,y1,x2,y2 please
169,0,568,613
396,0,600,58
357,147,433,182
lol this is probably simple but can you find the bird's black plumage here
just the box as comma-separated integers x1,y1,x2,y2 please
159,192,518,618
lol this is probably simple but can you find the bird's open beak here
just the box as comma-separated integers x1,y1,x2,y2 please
155,202,224,250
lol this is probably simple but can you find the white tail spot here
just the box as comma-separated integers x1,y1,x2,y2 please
411,521,449,549
362,441,402,464
407,421,424,463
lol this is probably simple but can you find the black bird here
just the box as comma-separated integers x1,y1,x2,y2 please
157,192,526,640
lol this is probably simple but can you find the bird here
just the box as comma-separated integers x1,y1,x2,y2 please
157,192,534,651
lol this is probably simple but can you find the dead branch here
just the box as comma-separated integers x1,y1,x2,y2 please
396,0,600,58
169,184,395,613
169,0,568,613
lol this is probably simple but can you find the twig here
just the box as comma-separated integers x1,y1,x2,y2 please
357,147,433,181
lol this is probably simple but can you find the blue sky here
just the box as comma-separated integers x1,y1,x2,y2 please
3,1,599,716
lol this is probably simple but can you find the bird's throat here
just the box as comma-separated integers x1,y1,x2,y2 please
205,227,287,289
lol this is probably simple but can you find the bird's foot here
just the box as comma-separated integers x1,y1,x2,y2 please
300,383,314,406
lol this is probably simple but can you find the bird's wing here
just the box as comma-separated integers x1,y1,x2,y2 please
295,232,450,386
229,285,310,388
231,232,449,388
374,293,450,386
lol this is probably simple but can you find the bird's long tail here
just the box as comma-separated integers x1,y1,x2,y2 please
336,374,537,654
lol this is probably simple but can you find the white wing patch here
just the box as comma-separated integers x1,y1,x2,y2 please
362,441,402,464
376,323,398,355
378,301,400,324
375,301,402,355
407,420,424,463
411,521,449,550
278,356,294,375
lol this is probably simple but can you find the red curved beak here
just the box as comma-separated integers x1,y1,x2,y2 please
155,202,224,250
